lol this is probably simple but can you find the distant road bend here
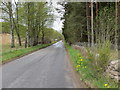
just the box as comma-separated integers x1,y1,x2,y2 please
2,41,86,88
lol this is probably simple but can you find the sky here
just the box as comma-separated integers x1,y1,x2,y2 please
48,0,65,31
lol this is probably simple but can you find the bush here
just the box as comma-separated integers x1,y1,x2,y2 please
86,40,111,74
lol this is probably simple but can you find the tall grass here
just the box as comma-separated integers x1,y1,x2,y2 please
86,41,111,74
65,42,119,88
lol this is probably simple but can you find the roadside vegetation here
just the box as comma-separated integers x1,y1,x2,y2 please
62,2,119,88
1,42,55,63
65,43,118,88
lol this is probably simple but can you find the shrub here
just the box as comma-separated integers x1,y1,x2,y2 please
86,40,111,74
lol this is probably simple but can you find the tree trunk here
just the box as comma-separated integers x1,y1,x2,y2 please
10,17,15,48
27,3,30,47
14,1,22,46
16,3,22,46
36,22,41,44
91,1,94,46
86,2,91,47
8,2,15,48
118,1,120,59
41,22,44,44
95,1,99,44
42,29,44,44
13,16,22,46
115,1,119,51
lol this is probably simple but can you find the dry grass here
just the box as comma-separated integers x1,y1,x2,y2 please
73,45,119,62
0,33,11,45
109,50,119,60
0,34,24,53
0,33,18,45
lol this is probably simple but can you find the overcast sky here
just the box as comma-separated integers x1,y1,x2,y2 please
48,0,65,31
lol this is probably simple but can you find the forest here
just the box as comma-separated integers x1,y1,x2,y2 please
1,1,63,48
62,2,120,49
62,1,120,88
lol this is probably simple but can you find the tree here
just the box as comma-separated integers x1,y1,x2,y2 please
62,2,87,45
1,1,56,48
1,2,15,48
91,0,94,46
115,1,120,51
86,2,91,46
14,0,22,46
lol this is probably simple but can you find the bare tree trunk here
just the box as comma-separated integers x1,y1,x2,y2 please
86,2,91,47
91,0,94,46
27,3,30,47
16,3,22,46
36,21,41,44
24,32,28,48
42,29,44,44
95,1,98,44
8,2,15,48
12,16,22,46
115,1,119,51
10,17,15,48
14,1,22,46
118,1,120,59
41,22,45,44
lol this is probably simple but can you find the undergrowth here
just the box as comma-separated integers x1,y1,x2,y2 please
65,42,119,88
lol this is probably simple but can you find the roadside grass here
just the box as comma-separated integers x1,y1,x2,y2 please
65,43,119,88
1,43,53,62
2,44,24,54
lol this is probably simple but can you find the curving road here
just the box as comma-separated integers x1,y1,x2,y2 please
2,41,76,88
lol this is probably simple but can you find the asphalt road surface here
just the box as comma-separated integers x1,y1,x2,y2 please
2,41,79,88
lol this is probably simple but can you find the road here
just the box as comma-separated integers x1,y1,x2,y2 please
2,41,85,88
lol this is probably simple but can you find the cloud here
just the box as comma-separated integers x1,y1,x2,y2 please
47,0,65,31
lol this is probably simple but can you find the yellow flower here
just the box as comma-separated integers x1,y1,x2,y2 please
104,84,108,87
80,59,83,61
76,65,80,68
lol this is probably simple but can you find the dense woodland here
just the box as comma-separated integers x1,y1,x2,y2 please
1,1,63,48
62,2,120,50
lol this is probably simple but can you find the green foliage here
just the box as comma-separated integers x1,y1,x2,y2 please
98,41,111,70
62,2,87,44
65,44,118,88
96,5,115,44
1,43,54,62
1,2,56,47
40,28,63,43
63,2,117,46
1,22,10,33
1,21,27,39
86,41,111,73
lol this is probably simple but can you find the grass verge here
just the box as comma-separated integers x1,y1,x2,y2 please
65,43,119,89
1,43,54,64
